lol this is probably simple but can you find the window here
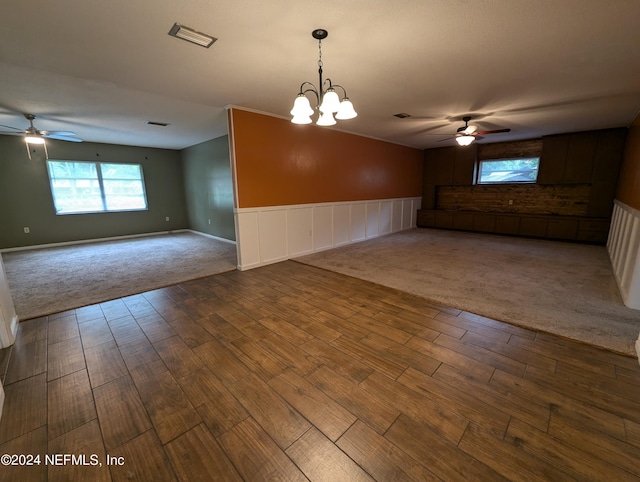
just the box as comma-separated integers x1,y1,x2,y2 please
47,160,148,214
477,158,540,184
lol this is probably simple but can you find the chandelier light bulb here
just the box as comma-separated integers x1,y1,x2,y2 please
335,98,357,120
291,114,313,125
290,94,314,117
316,111,336,126
319,89,340,114
456,135,475,146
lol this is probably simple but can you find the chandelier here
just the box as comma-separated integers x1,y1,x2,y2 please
290,29,357,126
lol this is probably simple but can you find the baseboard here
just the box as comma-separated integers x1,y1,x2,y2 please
188,230,236,245
0,230,191,253
636,338,640,365
0,384,5,425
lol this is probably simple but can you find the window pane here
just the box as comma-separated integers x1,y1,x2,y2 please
478,158,540,184
101,163,142,179
103,179,147,210
48,161,104,213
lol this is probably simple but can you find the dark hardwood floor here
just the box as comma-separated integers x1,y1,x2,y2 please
1,260,639,481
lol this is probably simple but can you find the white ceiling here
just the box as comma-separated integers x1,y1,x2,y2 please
0,0,639,150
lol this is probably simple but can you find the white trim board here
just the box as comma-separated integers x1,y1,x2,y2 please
234,197,421,271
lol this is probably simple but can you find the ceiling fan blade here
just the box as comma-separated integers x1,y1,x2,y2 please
47,130,78,137
0,124,24,132
437,137,455,142
45,133,83,142
475,128,511,135
464,125,478,135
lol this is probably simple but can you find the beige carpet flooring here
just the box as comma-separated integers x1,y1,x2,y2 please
2,232,237,321
297,228,640,356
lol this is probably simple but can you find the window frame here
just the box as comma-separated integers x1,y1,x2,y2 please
476,157,541,185
47,160,148,215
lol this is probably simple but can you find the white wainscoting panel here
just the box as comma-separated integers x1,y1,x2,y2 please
313,205,333,251
333,204,351,247
287,207,313,257
607,201,640,310
235,197,421,271
351,203,367,242
380,201,392,235
366,203,380,239
258,209,288,263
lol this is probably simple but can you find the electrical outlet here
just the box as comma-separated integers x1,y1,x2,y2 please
165,216,170,222
23,227,30,234
508,200,514,205
208,219,211,225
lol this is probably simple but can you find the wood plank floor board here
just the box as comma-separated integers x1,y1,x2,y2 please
47,369,97,441
300,337,374,384
107,315,148,347
524,365,640,424
228,372,311,449
217,417,308,481
460,329,557,372
458,422,577,482
547,410,640,477
505,417,637,480
269,369,357,442
47,419,109,482
434,332,528,377
107,429,177,482
509,333,617,378
406,334,496,382
4,337,47,385
0,425,47,481
359,332,442,376
46,336,86,381
133,370,202,444
491,368,629,441
177,367,249,437
84,340,129,389
78,317,115,349
361,370,470,444
336,420,440,481
166,316,215,348
165,423,242,481
330,334,408,379
458,310,537,340
432,363,552,432
286,426,374,481
435,311,513,343
306,366,399,434
93,374,152,450
395,367,511,439
258,334,322,377
3,260,639,481
152,335,205,380
385,414,510,482
0,373,47,444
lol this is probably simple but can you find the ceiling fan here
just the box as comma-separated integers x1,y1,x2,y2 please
0,113,83,143
447,116,511,146
0,113,83,159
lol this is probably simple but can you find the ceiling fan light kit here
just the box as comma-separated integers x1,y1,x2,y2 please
290,29,357,126
451,116,511,147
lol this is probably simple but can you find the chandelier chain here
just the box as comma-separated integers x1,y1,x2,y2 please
317,39,323,69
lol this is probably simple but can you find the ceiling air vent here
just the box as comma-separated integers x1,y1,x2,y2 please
393,113,411,119
168,23,217,48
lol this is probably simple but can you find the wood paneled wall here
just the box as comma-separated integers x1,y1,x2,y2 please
438,184,590,216
616,113,640,210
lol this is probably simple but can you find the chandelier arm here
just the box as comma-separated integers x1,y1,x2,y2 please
301,88,320,103
330,84,349,98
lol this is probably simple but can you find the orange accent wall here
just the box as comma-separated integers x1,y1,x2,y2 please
229,108,423,208
616,112,640,210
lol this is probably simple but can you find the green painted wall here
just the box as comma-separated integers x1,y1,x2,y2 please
0,135,188,249
181,136,235,241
